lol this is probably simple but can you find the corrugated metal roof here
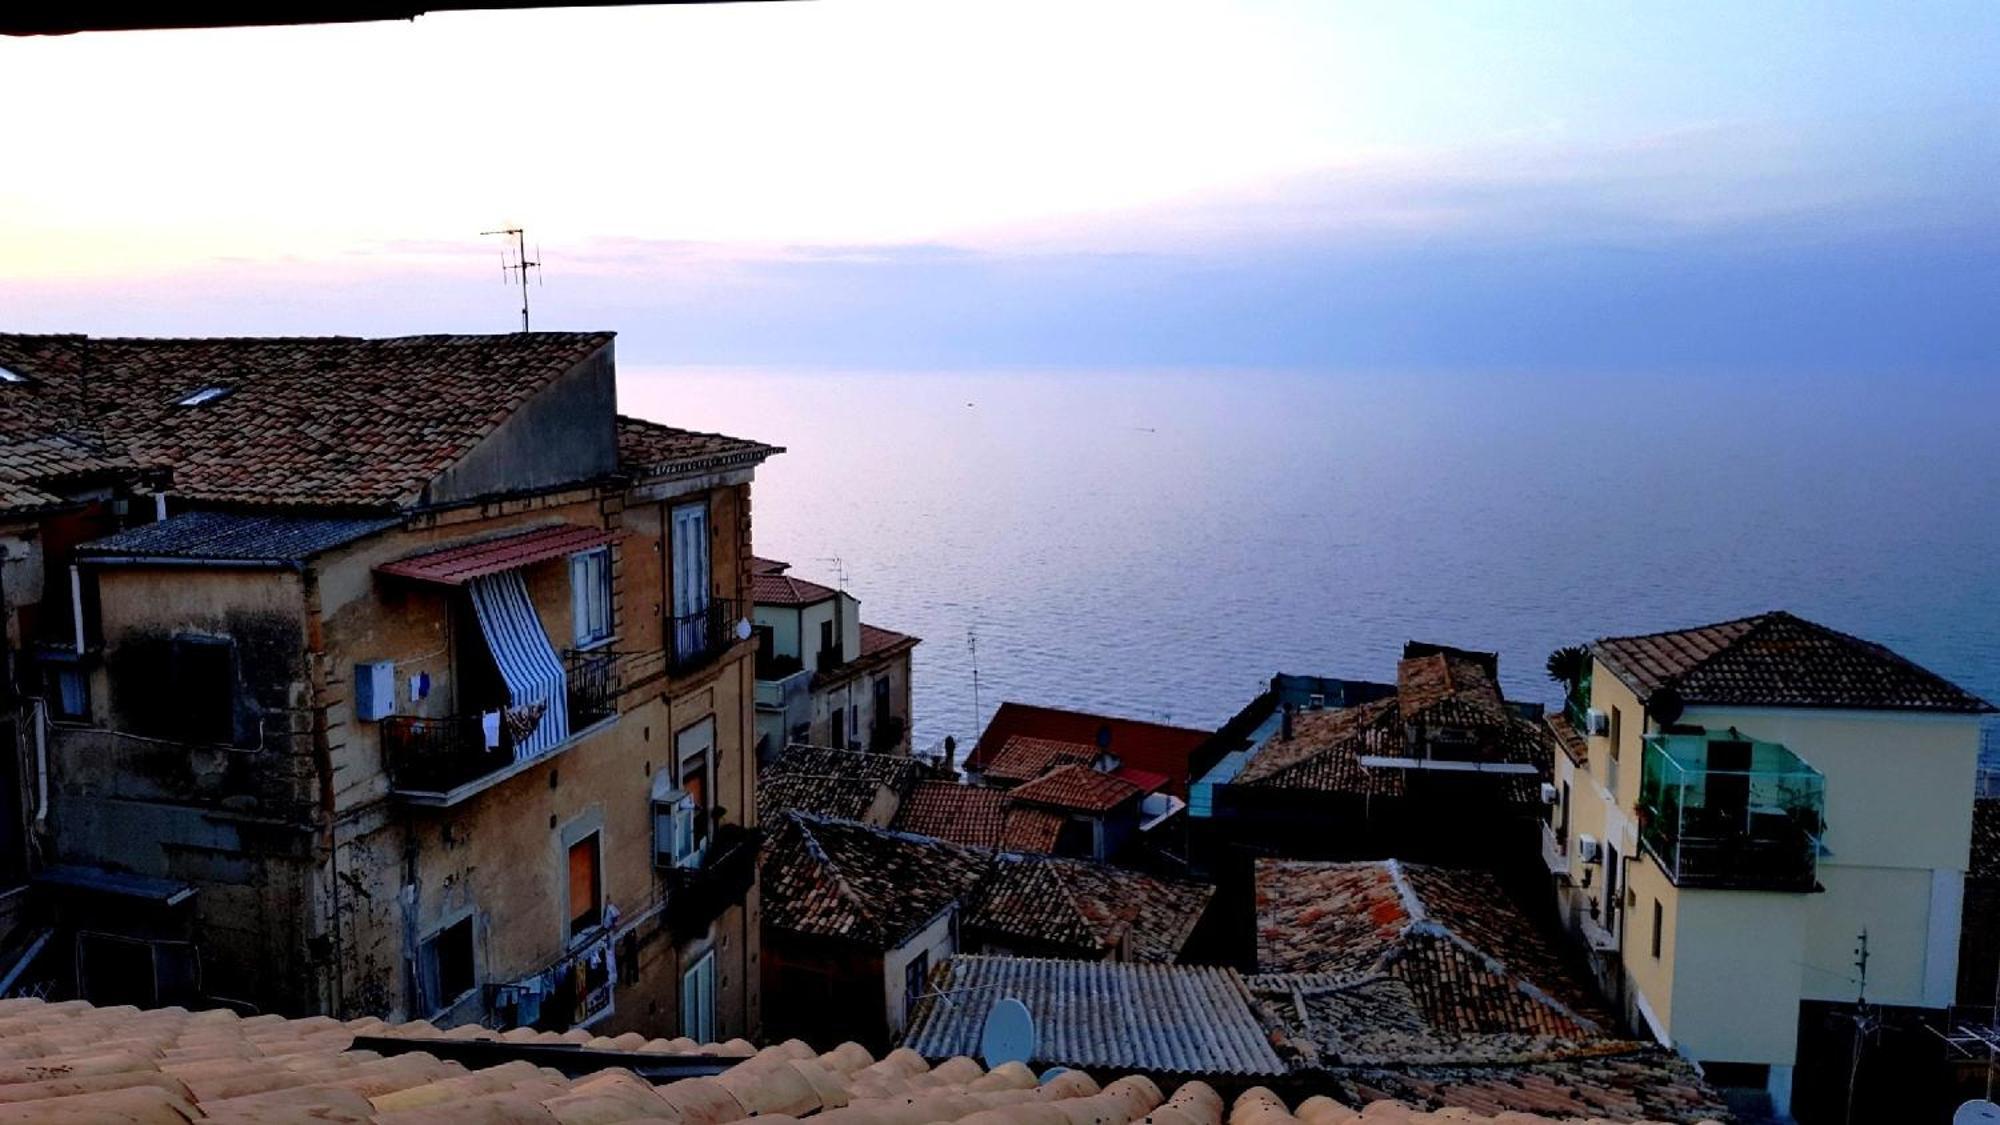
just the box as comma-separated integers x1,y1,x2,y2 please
77,510,400,564
378,523,619,585
903,956,1285,1077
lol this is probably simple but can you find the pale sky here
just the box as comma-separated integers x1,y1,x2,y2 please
1,1,1994,370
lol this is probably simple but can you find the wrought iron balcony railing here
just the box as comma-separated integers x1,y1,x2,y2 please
669,598,739,676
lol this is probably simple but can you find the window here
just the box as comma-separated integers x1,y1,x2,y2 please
420,916,476,1015
0,364,25,384
1606,706,1623,794
681,950,716,1043
1651,899,1663,958
677,717,716,852
1558,781,1571,850
670,503,711,618
830,707,846,750
1604,843,1621,932
176,386,231,407
568,834,602,938
171,634,238,745
570,547,613,646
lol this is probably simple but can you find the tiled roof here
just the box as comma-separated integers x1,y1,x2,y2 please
1397,652,1506,721
999,806,1067,853
1255,859,1612,1038
1973,798,2000,882
615,414,782,478
969,702,1211,798
1233,699,1407,794
905,956,1288,1078
981,735,1102,785
0,994,1712,1123
0,332,615,509
890,780,1012,848
1009,763,1143,813
965,853,1214,963
752,570,839,606
75,509,401,563
859,622,919,658
1547,713,1590,766
750,555,789,575
761,812,990,949
1592,610,1994,714
1246,976,1729,1123
758,744,931,823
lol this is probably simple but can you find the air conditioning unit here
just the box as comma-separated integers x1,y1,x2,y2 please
1577,834,1602,863
1539,782,1559,805
1585,708,1611,737
1306,693,1326,711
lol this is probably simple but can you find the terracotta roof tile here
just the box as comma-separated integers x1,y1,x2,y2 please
0,332,616,510
752,571,839,606
1592,610,1993,713
760,812,990,948
758,745,931,824
615,414,781,478
969,703,1210,798
890,781,1011,848
980,735,1101,785
1009,763,1142,813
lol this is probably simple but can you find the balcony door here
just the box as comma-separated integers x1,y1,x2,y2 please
681,949,716,1043
670,503,711,661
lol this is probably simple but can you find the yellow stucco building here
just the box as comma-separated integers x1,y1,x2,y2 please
1542,611,1993,1116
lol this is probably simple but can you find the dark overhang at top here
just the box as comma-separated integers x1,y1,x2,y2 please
2,1,793,37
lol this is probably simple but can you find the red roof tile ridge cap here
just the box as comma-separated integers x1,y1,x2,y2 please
1412,922,1606,1038
1592,609,1774,648
1381,859,1428,928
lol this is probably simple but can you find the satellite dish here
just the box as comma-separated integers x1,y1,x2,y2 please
1651,685,1685,726
1954,1100,2000,1125
734,618,754,642
980,997,1037,1069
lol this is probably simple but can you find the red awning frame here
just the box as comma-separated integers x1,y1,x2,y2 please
377,524,622,587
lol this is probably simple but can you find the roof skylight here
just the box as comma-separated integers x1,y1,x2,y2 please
177,386,231,407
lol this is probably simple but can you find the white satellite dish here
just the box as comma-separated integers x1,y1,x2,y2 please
1954,1100,2000,1125
979,997,1037,1070
734,618,754,642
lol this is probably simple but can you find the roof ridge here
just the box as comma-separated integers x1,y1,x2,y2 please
1593,609,1776,647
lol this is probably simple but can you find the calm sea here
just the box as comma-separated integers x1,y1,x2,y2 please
621,369,2000,755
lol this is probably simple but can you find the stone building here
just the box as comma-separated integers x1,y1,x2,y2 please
0,332,778,1040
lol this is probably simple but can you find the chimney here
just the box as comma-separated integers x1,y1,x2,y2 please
1281,703,1296,741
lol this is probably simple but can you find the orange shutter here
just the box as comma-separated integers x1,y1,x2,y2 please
568,837,599,928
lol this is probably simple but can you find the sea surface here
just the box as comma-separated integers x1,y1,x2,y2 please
621,368,2000,755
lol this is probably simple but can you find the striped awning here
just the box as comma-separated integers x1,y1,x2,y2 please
467,570,569,760
378,524,619,586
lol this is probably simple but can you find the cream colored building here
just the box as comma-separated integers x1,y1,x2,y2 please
1543,611,1993,1116
749,557,917,761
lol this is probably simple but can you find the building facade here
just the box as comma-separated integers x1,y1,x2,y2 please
0,333,780,1042
748,558,916,761
1544,611,1993,1116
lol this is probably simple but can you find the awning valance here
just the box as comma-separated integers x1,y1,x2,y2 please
378,524,619,586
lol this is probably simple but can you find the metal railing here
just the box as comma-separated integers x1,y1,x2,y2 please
563,648,625,729
1638,731,1824,890
668,598,738,675
664,824,759,940
382,713,516,794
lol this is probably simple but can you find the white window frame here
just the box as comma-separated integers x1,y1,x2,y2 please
681,949,717,1043
570,547,614,648
417,912,478,1018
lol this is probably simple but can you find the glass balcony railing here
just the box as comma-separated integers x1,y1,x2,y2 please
1638,730,1825,891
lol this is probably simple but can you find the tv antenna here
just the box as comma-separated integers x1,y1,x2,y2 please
481,226,541,332
967,626,983,735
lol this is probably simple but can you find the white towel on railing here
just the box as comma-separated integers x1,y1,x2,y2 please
467,570,569,760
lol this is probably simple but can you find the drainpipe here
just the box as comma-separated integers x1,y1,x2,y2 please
68,565,84,656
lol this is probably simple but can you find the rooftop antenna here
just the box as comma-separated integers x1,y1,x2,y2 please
481,226,541,332
967,626,983,737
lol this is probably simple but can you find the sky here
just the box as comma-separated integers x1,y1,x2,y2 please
1,1,1994,373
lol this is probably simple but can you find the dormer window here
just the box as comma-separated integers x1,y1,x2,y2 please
177,386,231,407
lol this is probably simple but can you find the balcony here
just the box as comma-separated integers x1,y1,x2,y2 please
384,652,626,804
663,823,759,941
1638,730,1824,891
669,598,740,676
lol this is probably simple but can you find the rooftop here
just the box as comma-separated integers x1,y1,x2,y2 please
1008,762,1143,813
761,812,990,950
969,702,1211,798
1591,610,1993,714
757,744,933,824
904,956,1287,1078
614,414,783,479
0,331,617,510
0,994,1718,1123
75,509,401,564
966,853,1214,962
752,569,841,607
889,780,1012,848
980,734,1102,785
1255,859,1612,1038
1975,798,2000,882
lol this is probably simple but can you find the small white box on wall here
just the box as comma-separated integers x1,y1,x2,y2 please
355,661,396,721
